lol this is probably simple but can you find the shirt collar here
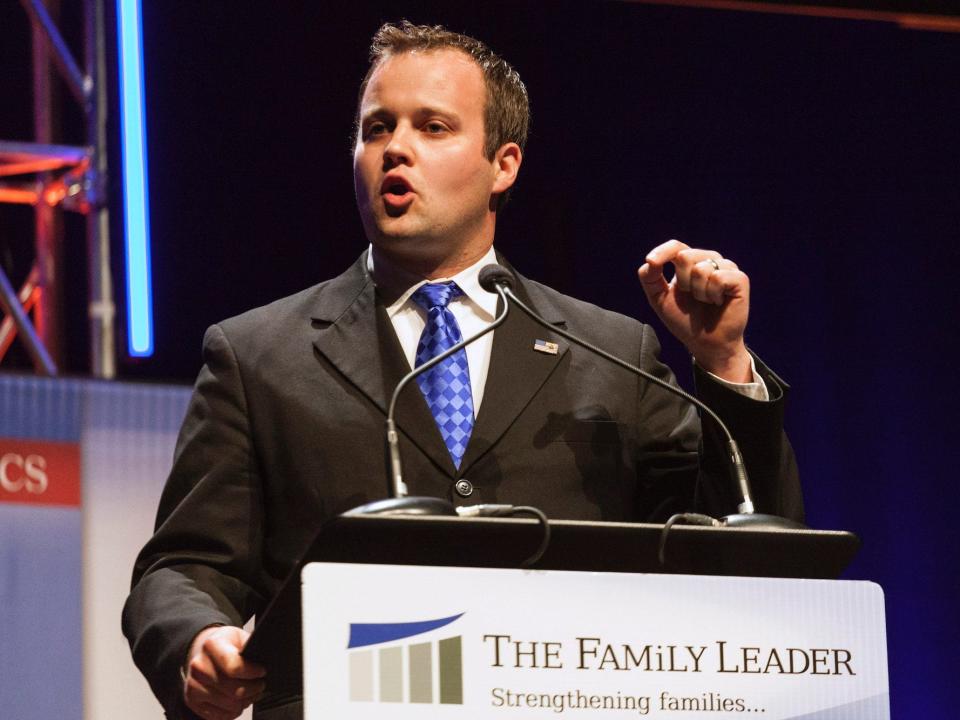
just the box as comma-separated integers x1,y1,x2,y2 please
368,244,500,321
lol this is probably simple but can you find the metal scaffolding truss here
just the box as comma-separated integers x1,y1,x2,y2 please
0,0,115,378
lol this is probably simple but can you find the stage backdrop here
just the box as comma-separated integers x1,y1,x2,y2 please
1,2,958,718
0,375,191,720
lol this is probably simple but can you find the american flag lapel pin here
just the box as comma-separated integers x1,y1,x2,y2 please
533,338,559,355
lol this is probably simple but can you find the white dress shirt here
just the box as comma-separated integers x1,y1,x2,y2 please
370,246,500,410
368,245,767,411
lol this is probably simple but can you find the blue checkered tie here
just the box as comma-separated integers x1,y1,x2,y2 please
411,282,474,469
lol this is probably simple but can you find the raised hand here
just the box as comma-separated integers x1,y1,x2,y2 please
638,239,752,383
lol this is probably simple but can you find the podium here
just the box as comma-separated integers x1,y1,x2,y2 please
243,515,880,719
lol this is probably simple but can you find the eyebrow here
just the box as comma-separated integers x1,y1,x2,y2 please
360,105,461,123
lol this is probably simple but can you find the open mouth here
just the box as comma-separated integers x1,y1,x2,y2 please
380,176,414,215
381,175,413,201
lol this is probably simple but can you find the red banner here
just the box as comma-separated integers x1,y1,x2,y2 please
0,438,81,507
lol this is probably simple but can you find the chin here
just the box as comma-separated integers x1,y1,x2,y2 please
373,217,426,242
372,227,416,244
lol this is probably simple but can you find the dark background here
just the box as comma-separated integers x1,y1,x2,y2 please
2,1,959,715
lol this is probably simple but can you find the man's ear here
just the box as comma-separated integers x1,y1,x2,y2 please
491,142,523,195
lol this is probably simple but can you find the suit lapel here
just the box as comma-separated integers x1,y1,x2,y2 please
310,254,456,477
458,279,568,476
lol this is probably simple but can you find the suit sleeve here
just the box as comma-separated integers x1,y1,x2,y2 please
122,324,269,719
692,352,804,521
633,325,803,523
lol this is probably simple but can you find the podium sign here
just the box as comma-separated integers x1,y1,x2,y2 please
302,563,888,719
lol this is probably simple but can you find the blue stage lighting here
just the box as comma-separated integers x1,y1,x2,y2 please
117,0,153,357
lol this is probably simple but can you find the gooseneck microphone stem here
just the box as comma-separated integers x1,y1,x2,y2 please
497,284,801,528
385,284,511,498
344,279,512,517
500,287,751,500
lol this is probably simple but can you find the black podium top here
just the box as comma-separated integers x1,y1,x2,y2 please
243,514,859,708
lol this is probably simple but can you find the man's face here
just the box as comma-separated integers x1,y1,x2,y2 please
353,49,504,270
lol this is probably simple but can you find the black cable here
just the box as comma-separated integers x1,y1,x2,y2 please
658,512,721,566
455,503,552,567
509,505,551,568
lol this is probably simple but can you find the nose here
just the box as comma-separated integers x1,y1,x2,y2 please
383,123,413,168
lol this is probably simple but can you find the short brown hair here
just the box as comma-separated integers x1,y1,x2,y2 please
356,20,530,160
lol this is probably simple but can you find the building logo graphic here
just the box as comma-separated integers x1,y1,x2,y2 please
347,612,464,705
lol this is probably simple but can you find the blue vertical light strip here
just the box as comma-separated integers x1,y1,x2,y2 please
117,0,154,356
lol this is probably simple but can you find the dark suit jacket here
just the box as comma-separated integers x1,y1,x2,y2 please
122,252,802,719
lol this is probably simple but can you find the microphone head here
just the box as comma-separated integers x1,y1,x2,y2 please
479,264,516,292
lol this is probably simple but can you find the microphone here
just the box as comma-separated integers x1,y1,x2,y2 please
478,264,515,293
345,265,513,516
490,273,802,530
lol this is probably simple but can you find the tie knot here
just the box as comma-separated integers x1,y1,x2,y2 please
411,282,464,311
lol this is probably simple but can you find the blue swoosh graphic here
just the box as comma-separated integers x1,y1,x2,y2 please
347,613,465,649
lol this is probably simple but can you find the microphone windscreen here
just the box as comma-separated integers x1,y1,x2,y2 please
479,264,516,292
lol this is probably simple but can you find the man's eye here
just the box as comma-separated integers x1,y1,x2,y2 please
365,122,388,138
425,122,448,134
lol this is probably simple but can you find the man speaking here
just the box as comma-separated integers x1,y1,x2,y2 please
123,21,802,720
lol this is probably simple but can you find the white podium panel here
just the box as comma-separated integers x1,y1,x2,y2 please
302,563,888,719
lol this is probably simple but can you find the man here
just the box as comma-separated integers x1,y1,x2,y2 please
123,21,802,720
